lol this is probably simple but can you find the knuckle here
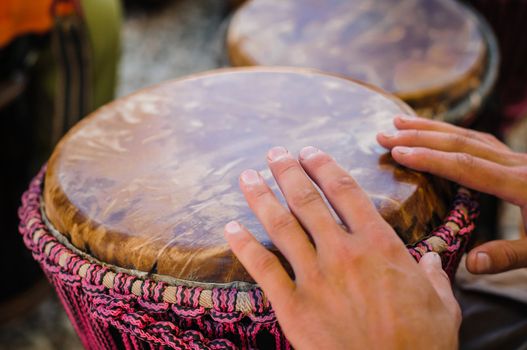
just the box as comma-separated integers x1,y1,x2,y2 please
450,133,467,149
484,133,497,141
502,244,520,268
274,161,299,179
512,168,527,185
253,253,279,276
480,131,499,142
231,233,253,253
455,152,475,168
474,131,505,148
412,129,424,139
461,128,478,140
300,265,323,284
289,188,321,209
327,237,360,263
376,236,404,255
517,166,527,180
331,244,355,263
437,269,451,285
252,187,270,201
326,176,360,197
452,302,462,325
269,212,297,234
509,169,527,205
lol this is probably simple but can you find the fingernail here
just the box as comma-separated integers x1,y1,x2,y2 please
381,131,397,138
396,114,414,122
225,221,241,234
476,252,492,272
267,146,290,162
394,146,413,155
299,146,320,160
424,252,442,266
240,169,261,185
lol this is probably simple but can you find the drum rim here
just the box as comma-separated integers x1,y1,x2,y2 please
21,167,478,314
436,1,500,125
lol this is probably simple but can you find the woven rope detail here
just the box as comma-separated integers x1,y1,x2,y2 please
199,290,213,309
19,168,477,349
407,188,479,278
21,168,286,349
25,169,478,309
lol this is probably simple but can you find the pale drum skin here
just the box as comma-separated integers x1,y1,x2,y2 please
228,0,487,118
43,68,452,284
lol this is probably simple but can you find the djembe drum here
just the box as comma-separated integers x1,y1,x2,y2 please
19,68,478,349
227,0,499,125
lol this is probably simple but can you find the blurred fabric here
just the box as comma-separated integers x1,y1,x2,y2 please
0,0,54,48
465,0,527,134
0,0,121,324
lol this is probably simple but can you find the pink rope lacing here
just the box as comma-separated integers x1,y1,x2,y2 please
19,167,478,349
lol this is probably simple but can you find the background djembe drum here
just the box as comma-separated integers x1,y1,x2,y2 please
19,68,478,349
227,0,499,126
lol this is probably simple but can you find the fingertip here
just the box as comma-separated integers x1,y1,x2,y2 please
224,221,253,253
391,146,414,158
299,146,322,161
466,249,493,274
267,146,292,163
299,146,333,165
376,134,387,148
239,169,262,187
376,132,396,148
224,220,243,244
420,252,452,287
393,114,414,128
420,252,443,269
420,253,456,302
420,253,460,324
224,220,242,236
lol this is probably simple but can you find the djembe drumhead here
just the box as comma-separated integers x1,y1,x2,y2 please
43,68,452,283
21,68,477,349
227,0,499,124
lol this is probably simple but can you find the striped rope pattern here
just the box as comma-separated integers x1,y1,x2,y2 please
19,168,478,349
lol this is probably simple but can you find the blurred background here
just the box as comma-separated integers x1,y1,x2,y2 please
0,1,232,348
0,0,526,349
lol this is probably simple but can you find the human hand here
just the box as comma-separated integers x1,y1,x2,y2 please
377,115,527,274
224,146,460,349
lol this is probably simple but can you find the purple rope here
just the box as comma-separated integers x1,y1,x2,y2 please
19,167,478,349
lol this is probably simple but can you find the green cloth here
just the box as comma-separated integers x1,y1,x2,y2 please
83,0,122,109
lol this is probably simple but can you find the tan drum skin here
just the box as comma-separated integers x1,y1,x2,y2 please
43,68,452,284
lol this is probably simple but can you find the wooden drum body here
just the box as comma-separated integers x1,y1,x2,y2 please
228,0,499,125
19,68,478,349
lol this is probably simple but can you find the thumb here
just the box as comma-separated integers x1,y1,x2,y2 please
466,239,527,274
419,252,461,324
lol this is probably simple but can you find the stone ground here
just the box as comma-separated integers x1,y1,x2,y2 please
116,0,231,97
0,1,232,348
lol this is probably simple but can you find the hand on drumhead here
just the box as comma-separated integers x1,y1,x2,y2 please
377,115,527,274
224,147,460,349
